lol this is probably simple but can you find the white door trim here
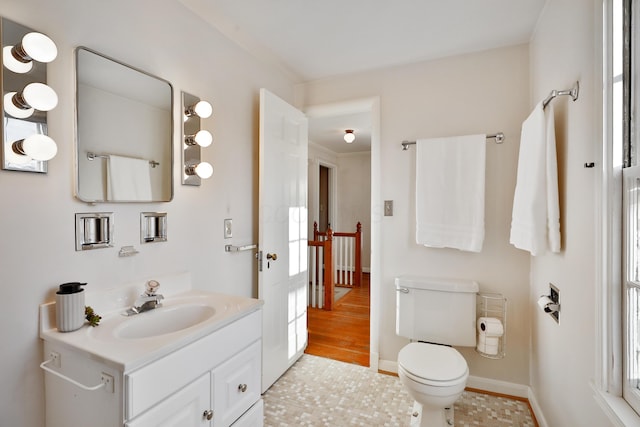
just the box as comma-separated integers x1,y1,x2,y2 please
305,96,381,371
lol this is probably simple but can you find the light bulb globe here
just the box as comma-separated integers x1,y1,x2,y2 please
23,83,58,111
194,130,213,147
3,92,34,119
344,131,355,143
2,46,32,73
195,162,213,179
21,32,57,63
15,134,57,161
194,101,212,118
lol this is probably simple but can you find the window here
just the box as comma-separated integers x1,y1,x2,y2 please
622,0,640,413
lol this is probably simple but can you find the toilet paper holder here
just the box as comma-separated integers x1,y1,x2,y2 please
538,283,560,323
476,293,507,359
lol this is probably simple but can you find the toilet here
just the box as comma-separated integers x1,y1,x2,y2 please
395,275,479,427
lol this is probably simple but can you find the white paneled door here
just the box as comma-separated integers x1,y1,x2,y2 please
258,89,308,393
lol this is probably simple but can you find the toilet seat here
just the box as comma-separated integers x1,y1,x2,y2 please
398,342,468,387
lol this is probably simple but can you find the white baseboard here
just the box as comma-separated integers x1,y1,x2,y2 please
377,358,398,374
466,375,528,398
377,358,547,425
369,351,379,371
527,388,549,427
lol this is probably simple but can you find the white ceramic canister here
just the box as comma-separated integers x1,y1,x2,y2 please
55,282,86,332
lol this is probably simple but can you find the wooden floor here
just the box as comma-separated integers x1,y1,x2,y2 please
305,273,370,366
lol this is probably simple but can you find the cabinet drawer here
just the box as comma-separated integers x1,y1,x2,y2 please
230,399,263,427
213,340,261,427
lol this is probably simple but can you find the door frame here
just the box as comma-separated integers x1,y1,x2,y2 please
309,158,338,233
304,96,381,370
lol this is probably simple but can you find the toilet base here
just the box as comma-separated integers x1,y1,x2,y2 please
409,401,454,427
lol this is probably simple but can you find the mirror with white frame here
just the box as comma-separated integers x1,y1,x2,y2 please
75,47,173,202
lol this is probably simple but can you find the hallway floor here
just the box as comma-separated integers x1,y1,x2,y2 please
305,274,370,366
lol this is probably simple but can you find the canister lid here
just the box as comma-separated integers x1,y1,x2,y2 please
57,282,86,294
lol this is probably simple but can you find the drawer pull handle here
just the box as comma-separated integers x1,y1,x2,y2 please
238,383,248,393
203,409,213,420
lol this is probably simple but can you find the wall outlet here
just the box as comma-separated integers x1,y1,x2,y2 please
224,218,233,239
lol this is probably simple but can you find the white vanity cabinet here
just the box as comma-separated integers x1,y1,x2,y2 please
43,304,263,427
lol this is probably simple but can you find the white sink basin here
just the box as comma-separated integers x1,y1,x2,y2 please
115,305,216,339
40,276,264,371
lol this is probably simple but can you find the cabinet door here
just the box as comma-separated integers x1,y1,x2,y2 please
126,374,211,427
230,399,263,427
213,341,261,427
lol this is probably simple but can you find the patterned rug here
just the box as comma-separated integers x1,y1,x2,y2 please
263,354,536,426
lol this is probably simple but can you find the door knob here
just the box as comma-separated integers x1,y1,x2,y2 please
266,253,278,261
203,409,213,420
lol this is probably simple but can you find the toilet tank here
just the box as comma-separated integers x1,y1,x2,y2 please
395,275,479,347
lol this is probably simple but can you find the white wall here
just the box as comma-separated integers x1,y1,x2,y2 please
336,152,371,271
299,44,532,386
528,0,613,425
0,1,295,426
308,144,372,270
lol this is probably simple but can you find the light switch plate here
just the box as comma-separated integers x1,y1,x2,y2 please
384,200,393,216
224,218,232,239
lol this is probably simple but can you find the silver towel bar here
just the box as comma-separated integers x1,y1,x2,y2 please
542,81,579,109
401,132,504,151
87,151,160,168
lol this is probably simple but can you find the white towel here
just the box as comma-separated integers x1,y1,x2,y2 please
509,102,561,255
107,155,152,201
415,134,486,252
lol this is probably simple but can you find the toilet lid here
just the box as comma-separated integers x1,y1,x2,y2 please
398,342,468,383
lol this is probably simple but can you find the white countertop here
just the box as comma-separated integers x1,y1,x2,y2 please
40,285,263,372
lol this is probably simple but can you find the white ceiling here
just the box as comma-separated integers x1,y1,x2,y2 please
178,0,547,152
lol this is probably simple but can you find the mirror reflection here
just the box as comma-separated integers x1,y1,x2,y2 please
75,47,173,202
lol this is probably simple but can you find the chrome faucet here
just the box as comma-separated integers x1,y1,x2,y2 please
124,280,164,316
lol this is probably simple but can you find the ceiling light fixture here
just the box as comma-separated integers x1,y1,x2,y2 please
344,129,355,143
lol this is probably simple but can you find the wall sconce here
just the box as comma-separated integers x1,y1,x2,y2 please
1,18,59,173
344,129,355,143
182,91,213,186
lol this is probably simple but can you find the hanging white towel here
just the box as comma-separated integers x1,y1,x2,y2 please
415,134,486,252
107,155,152,201
509,102,561,255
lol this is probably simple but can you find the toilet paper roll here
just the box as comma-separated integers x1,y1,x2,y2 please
476,341,499,355
478,335,499,347
477,317,504,337
537,296,554,312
